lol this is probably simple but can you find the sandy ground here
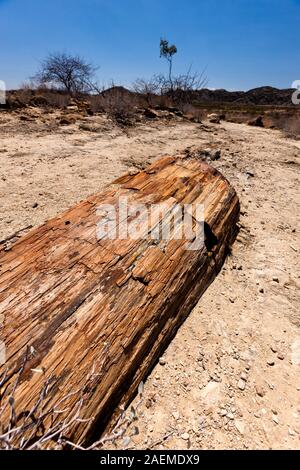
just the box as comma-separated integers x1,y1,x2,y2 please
0,110,299,449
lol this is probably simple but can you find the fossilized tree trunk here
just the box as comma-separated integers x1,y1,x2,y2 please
0,156,239,448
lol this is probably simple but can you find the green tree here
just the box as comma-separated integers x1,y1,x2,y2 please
159,38,177,88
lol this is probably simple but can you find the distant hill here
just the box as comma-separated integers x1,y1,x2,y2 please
99,85,296,107
185,86,296,107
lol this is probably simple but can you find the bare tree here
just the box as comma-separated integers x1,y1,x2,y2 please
160,38,177,88
32,52,99,95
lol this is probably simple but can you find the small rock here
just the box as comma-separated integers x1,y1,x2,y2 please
60,115,77,125
238,379,246,391
145,399,152,409
277,352,285,360
172,411,180,420
248,116,264,127
267,359,275,366
270,345,278,353
32,202,38,209
227,412,235,420
255,384,266,397
181,433,190,441
272,415,279,424
201,381,220,405
288,427,296,436
66,105,79,112
144,108,160,119
240,372,247,381
259,288,264,294
272,277,279,283
159,357,166,366
235,420,245,435
207,113,221,124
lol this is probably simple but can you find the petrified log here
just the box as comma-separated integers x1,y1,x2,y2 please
0,155,239,448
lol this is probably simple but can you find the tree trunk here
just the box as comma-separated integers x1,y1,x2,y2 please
0,156,239,448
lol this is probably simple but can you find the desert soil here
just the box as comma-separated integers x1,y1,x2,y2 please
0,110,299,449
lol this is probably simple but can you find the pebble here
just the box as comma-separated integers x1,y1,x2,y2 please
159,358,166,366
227,412,235,420
272,415,279,425
235,420,245,435
272,277,280,283
181,433,190,441
240,372,247,381
238,379,246,391
255,384,266,397
270,345,278,353
267,359,275,366
32,202,38,208
277,352,285,361
172,411,180,420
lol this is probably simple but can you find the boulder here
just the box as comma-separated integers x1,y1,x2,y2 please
207,113,221,124
247,116,264,127
144,108,160,119
59,114,79,125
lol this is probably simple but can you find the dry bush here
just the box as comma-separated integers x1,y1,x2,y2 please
131,68,208,112
44,91,71,108
132,78,161,106
106,100,136,126
90,90,138,126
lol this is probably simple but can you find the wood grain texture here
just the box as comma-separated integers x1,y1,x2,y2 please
0,155,239,447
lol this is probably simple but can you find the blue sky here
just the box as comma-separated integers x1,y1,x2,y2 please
0,0,299,91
